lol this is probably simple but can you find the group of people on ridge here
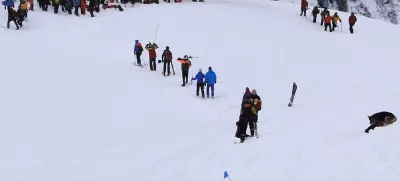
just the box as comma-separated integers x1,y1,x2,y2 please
301,0,358,34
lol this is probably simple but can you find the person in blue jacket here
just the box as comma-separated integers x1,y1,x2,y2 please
4,0,14,10
191,68,205,98
205,66,217,98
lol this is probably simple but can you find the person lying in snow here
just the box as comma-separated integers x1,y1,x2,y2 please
365,111,397,133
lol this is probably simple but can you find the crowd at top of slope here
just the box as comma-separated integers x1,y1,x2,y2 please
2,0,202,30
301,0,358,33
278,0,400,24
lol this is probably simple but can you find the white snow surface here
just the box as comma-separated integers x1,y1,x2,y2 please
1,0,400,181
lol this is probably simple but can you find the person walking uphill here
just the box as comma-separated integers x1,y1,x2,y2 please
331,12,341,31
324,12,332,32
311,6,320,23
300,0,308,17
177,55,192,86
191,69,205,98
162,46,173,76
320,8,328,26
365,111,396,133
205,66,217,98
349,13,357,34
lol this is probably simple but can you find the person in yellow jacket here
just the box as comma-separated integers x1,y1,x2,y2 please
20,0,28,18
331,12,342,31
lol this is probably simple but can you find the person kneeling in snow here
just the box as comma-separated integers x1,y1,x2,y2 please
365,111,397,133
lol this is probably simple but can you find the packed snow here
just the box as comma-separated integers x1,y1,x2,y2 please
1,0,400,181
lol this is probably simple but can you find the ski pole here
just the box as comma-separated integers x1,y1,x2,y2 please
153,22,161,43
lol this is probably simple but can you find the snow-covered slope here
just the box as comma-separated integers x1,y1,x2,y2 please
1,0,400,181
276,0,400,24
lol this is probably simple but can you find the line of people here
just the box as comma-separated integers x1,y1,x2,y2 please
135,40,218,97
300,0,358,34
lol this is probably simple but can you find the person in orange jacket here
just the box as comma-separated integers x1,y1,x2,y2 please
324,12,332,32
349,12,357,34
300,0,308,17
331,12,342,31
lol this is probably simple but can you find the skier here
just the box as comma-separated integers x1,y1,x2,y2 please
7,7,19,30
300,0,308,17
349,12,357,34
250,89,262,137
311,6,320,23
320,8,328,26
134,40,143,66
205,66,217,98
191,69,205,98
161,46,173,76
331,12,342,31
177,55,192,86
145,42,158,71
365,111,397,133
324,11,332,32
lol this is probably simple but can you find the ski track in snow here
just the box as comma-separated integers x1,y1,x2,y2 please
0,0,400,181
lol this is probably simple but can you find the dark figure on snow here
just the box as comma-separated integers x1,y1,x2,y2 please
88,0,97,17
73,0,80,16
324,12,332,32
7,7,19,30
162,46,173,76
191,69,205,98
349,13,357,34
331,12,341,31
205,66,217,98
134,40,143,66
320,8,328,26
365,111,397,133
145,42,158,71
300,0,308,17
177,55,192,86
311,6,319,23
54,0,60,14
16,5,25,27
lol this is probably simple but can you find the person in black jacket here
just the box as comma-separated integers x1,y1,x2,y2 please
7,7,19,30
161,46,172,76
311,6,320,23
235,95,256,143
365,111,397,133
178,55,191,86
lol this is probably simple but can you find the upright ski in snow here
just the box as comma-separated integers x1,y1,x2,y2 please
288,82,297,107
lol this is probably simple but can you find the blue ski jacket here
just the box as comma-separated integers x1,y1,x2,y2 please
134,40,139,54
192,72,205,83
5,0,14,7
205,70,217,84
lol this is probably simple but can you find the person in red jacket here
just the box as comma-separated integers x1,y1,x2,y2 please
349,12,357,34
300,0,308,17
145,42,158,71
324,12,332,32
